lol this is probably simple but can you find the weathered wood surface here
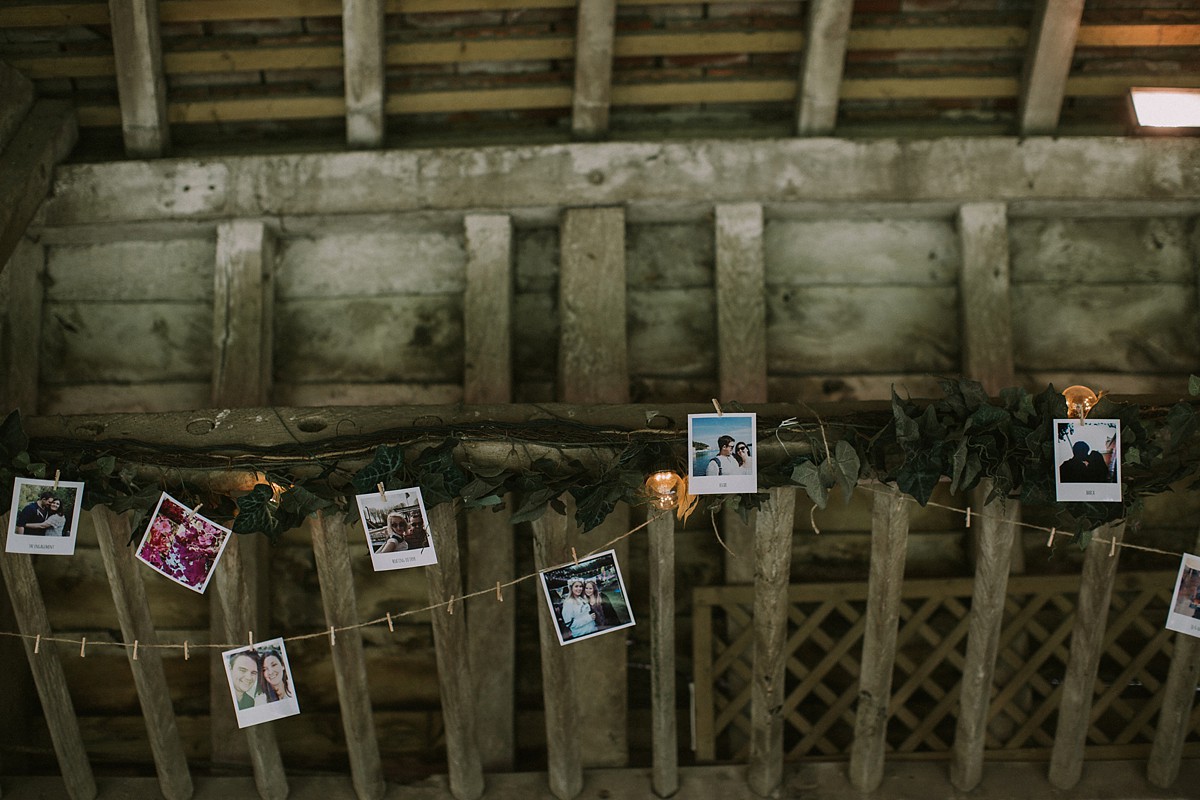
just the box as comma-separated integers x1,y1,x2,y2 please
463,214,512,405
530,506,583,800
341,0,385,147
795,0,853,135
0,100,76,274
90,507,193,800
848,484,911,792
0,61,34,149
570,0,615,137
46,238,215,301
1,238,44,414
276,229,465,297
958,202,1014,395
647,510,678,797
212,220,274,407
950,487,1019,791
107,0,169,156
1019,0,1084,135
764,218,959,286
424,503,484,800
747,487,797,797
0,515,96,800
715,202,767,403
1049,523,1124,790
1009,218,1194,284
309,513,385,800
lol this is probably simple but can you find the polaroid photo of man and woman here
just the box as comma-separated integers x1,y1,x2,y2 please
539,549,636,646
221,637,301,728
354,487,438,572
1165,553,1200,640
1053,418,1121,503
687,412,757,496
5,477,86,556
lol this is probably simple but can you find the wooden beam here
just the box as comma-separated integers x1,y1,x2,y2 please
425,503,485,800
0,516,96,800
949,486,1019,791
531,507,583,800
848,484,911,792
0,100,76,274
1049,523,1124,789
462,213,516,771
0,239,44,415
90,507,193,800
0,62,34,151
747,487,797,797
342,0,386,148
795,0,853,136
212,220,274,408
309,512,386,800
1019,0,1085,135
571,0,616,138
957,202,1014,395
648,510,678,797
107,0,169,156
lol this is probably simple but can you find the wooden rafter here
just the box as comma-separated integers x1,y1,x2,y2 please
0,100,76,274
795,0,853,136
342,0,386,147
571,0,616,138
1019,0,1085,136
107,0,169,157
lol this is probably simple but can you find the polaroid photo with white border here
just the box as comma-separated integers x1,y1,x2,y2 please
5,477,85,556
539,548,636,646
135,492,233,594
1053,418,1121,503
222,637,301,728
687,412,757,496
1165,553,1200,639
354,486,438,572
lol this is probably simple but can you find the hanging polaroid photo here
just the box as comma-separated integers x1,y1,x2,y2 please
687,412,757,496
1165,553,1200,639
354,486,438,572
1053,418,1121,502
222,637,301,728
539,548,636,646
135,492,233,594
5,477,85,556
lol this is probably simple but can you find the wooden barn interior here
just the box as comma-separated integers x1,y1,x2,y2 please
2,1,1200,798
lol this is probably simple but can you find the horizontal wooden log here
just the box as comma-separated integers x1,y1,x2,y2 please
764,218,959,286
1009,218,1193,284
45,239,215,302
277,231,465,298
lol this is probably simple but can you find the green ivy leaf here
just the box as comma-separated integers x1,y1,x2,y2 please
895,451,942,506
351,444,405,495
233,483,287,540
278,484,330,517
792,461,829,508
510,488,556,525
1190,374,1200,396
831,439,860,499
0,410,28,461
892,389,920,445
571,482,620,533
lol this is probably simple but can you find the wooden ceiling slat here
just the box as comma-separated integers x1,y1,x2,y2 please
1077,24,1200,47
0,3,107,27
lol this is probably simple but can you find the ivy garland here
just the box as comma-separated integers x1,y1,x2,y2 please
2,377,1199,548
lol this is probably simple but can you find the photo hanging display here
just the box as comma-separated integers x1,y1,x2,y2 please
1053,418,1121,503
354,486,438,572
221,637,301,728
5,477,86,556
135,492,233,594
687,412,758,496
539,548,636,646
1166,553,1200,640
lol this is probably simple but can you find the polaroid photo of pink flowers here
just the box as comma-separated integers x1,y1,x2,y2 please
135,492,233,594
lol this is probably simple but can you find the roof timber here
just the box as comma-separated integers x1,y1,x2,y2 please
1019,0,1086,136
107,0,169,157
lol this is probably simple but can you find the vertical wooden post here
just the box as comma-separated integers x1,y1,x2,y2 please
571,0,616,138
342,0,385,147
1048,523,1123,789
425,503,485,800
463,213,516,770
957,203,1014,395
848,484,910,792
950,485,1018,791
0,516,96,800
91,507,193,800
795,0,854,136
107,0,169,156
531,507,583,800
648,510,678,797
309,512,385,800
747,487,796,797
1019,0,1085,135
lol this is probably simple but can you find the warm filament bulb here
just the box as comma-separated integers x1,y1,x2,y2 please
645,470,681,510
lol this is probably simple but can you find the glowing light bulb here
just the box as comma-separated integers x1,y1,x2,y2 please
1062,385,1100,420
645,470,680,510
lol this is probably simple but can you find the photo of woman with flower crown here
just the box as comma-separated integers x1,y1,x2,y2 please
135,492,233,593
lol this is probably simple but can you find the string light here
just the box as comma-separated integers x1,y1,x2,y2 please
645,470,682,510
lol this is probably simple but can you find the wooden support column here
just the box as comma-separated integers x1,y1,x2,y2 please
310,512,385,800
107,0,169,156
0,99,76,273
648,510,678,798
949,485,1019,791
0,62,34,150
571,0,616,138
848,484,910,793
91,507,193,800
558,205,629,767
531,508,583,800
1019,0,1085,135
747,487,796,797
342,0,386,148
463,213,516,770
0,515,96,800
795,0,854,136
425,503,485,800
958,202,1014,396
213,536,287,800
1048,523,1123,790
1148,533,1200,788
715,203,767,585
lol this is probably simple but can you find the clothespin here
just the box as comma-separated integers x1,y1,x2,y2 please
965,507,972,528
571,547,579,565
185,503,204,524
1046,527,1056,547
329,626,336,647
248,630,254,647
53,469,60,489
34,634,40,654
1109,535,1118,557
386,612,394,632
377,482,388,503
184,640,190,661
496,581,504,602
80,637,87,658
711,399,723,416
447,595,455,615
133,640,139,661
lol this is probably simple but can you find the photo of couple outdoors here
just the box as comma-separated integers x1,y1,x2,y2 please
6,477,85,556
687,412,758,495
222,637,300,728
540,549,635,646
354,487,438,572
